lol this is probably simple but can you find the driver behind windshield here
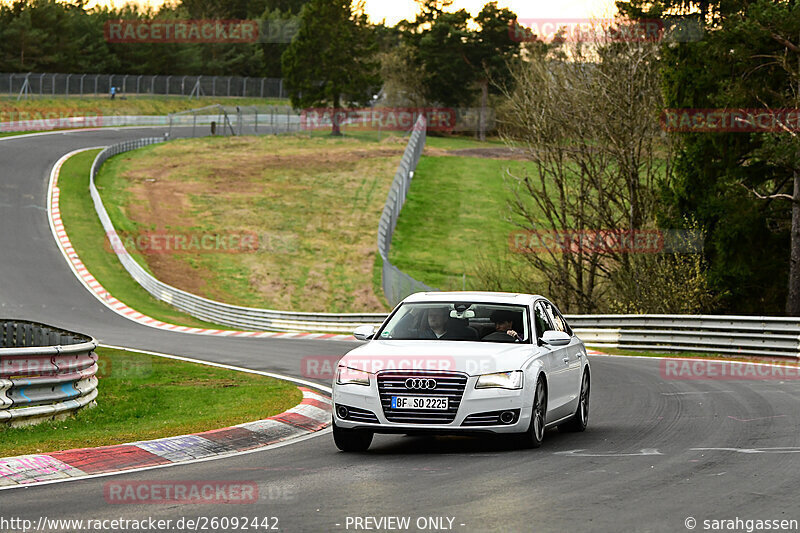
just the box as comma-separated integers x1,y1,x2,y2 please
418,307,478,340
421,307,449,339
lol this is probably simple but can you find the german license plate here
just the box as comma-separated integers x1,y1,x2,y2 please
391,396,448,410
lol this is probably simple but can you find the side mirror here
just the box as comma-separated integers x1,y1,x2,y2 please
353,325,376,341
541,330,571,347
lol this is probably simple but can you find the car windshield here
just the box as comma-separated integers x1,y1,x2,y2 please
377,302,530,343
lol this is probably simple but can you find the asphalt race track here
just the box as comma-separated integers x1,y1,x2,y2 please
3,127,800,532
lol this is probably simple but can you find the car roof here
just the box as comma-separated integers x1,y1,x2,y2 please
401,291,541,305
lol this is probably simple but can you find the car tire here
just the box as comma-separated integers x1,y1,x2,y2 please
559,371,590,433
519,376,547,449
332,419,374,452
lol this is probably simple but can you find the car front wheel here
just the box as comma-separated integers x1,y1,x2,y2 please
332,419,374,452
518,376,547,448
559,371,590,433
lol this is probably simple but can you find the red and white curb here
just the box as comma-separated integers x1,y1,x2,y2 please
47,148,355,342
0,387,330,488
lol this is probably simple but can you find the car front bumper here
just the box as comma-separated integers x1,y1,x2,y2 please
332,375,534,434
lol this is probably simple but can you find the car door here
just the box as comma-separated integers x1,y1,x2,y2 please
534,301,572,421
543,300,583,414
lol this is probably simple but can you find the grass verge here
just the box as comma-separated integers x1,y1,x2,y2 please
389,155,528,290
64,131,513,318
0,347,303,458
58,149,232,329
94,134,408,313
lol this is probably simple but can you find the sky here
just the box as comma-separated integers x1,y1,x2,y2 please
362,0,619,26
81,0,620,23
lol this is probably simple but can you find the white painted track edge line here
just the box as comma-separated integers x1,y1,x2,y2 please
99,344,332,394
0,125,172,143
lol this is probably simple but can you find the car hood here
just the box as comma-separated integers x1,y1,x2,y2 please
339,340,540,376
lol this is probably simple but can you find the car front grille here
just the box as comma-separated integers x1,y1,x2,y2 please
377,370,468,424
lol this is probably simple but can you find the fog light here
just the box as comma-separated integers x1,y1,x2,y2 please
500,411,515,424
336,405,349,419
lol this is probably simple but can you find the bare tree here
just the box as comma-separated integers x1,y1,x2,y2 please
497,25,669,313
378,43,427,107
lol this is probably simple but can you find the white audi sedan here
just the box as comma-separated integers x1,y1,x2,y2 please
332,292,590,452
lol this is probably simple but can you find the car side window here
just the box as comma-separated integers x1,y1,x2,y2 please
543,301,572,336
553,306,573,336
533,302,553,340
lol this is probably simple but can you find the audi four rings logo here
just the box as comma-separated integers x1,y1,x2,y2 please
405,378,437,390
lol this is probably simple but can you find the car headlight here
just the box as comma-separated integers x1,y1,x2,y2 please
336,366,371,386
475,370,524,390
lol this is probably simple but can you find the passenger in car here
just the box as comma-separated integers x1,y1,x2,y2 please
482,310,522,342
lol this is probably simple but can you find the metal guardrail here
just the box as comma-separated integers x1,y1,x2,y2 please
567,314,800,358
376,115,437,307
0,321,99,426
90,138,386,333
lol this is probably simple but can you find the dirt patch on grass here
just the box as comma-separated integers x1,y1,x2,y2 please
125,179,197,228
144,253,210,296
141,378,241,388
111,136,402,312
425,147,530,160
